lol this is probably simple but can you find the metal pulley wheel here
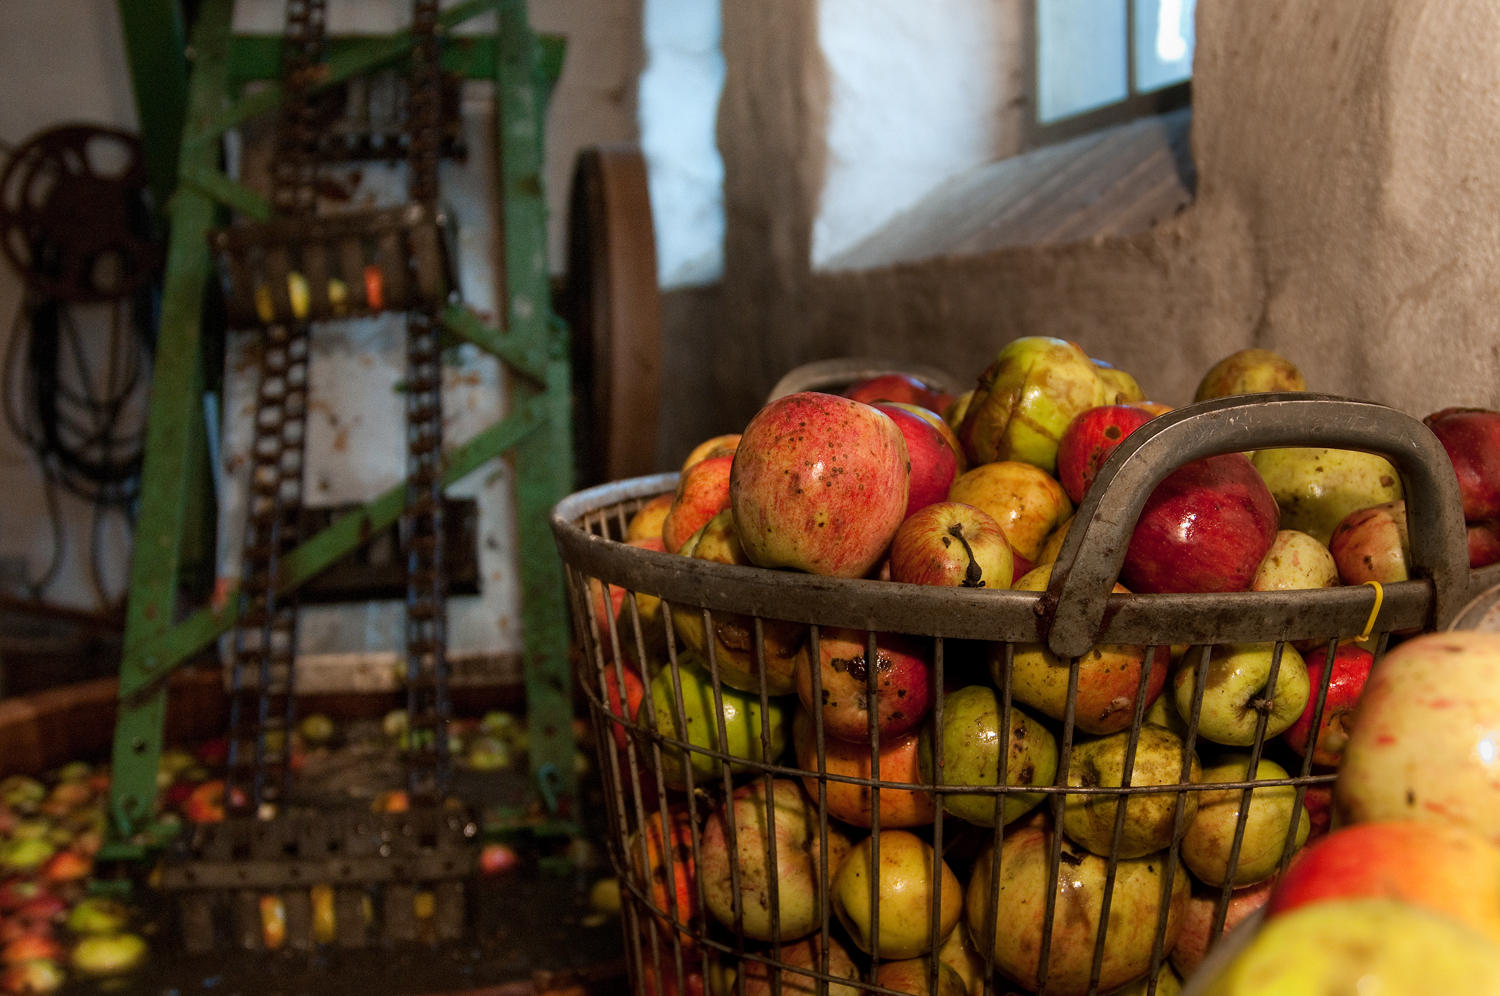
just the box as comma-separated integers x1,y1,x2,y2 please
0,125,161,302
564,145,663,487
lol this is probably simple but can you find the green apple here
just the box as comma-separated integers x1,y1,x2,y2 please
832,829,961,959
699,779,849,941
1250,448,1403,546
1173,642,1309,746
1198,898,1500,996
1144,691,1190,739
958,337,1107,473
966,814,1189,996
638,651,790,788
1063,725,1201,858
918,685,1056,827
1181,755,1309,888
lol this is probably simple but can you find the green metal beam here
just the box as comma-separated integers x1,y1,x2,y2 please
109,0,232,836
495,0,578,815
201,0,502,141
179,163,272,221
116,0,190,212
440,304,545,384
119,399,545,700
227,34,567,89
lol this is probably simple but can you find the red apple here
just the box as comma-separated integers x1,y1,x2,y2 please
479,842,521,876
1265,821,1500,944
628,806,702,948
1424,408,1500,521
731,393,909,578
662,454,734,554
794,628,932,743
881,402,966,471
1169,878,1276,979
888,502,1013,590
1056,405,1155,504
1121,453,1279,594
843,373,943,410
792,709,935,828
1010,548,1034,583
1329,500,1409,584
0,884,42,915
1471,519,1500,569
1281,644,1373,767
873,403,959,518
600,664,645,754
1302,784,1334,841
1,935,60,965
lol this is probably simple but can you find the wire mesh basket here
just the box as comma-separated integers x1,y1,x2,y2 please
551,395,1482,996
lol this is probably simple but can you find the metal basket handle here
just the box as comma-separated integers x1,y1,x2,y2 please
1041,394,1468,658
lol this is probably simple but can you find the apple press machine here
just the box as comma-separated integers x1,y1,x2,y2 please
550,393,1500,996
95,0,579,949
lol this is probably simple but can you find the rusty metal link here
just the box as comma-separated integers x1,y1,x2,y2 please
402,0,452,800
224,0,328,814
271,0,330,217
226,321,311,812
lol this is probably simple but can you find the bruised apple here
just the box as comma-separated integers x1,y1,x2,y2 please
958,337,1107,473
793,709,935,827
1004,565,1165,735
1329,499,1409,584
966,813,1188,996
794,628,932,743
731,393,909,578
1056,404,1155,504
1193,348,1305,401
671,510,808,695
1063,725,1200,858
888,502,1013,590
1093,360,1146,404
699,779,849,941
918,685,1056,827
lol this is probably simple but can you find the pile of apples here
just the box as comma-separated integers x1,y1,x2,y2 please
0,765,147,994
593,337,1500,996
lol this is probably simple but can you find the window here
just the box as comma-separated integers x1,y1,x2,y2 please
1030,0,1195,147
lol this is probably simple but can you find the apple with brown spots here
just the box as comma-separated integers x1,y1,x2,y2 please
793,627,932,743
731,392,910,578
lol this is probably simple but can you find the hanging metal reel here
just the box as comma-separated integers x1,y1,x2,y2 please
0,125,161,302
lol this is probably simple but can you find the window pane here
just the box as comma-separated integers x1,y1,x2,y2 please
1037,0,1128,124
1134,0,1196,93
638,0,726,288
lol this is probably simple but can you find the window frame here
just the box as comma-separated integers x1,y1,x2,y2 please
1022,0,1192,151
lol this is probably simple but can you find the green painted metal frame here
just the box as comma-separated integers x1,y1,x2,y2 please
108,0,576,844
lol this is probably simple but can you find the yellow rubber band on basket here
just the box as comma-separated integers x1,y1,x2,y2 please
1359,580,1385,643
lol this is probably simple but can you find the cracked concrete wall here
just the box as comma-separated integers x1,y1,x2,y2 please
671,0,1500,466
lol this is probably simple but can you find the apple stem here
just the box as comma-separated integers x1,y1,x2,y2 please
1251,696,1274,713
948,524,985,588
